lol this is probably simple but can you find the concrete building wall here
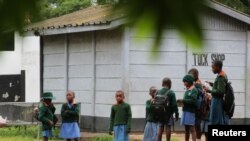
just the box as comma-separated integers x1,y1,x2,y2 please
21,35,40,102
95,29,123,117
42,29,123,130
0,33,40,102
43,34,66,103
41,10,249,131
128,10,248,122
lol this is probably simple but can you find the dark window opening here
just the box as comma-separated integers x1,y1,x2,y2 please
0,31,14,51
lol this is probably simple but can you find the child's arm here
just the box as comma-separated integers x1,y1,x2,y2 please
109,106,115,132
210,77,226,97
127,105,132,133
145,100,150,119
170,92,179,120
39,106,53,125
49,104,56,114
64,104,80,116
61,104,68,118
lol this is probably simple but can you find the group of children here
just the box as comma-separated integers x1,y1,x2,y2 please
108,60,229,141
38,60,229,141
38,91,80,141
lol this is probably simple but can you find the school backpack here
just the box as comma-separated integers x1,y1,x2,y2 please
195,85,210,119
223,82,235,119
151,90,171,122
33,103,58,123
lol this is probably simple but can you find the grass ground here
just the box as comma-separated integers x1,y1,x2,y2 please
0,126,206,141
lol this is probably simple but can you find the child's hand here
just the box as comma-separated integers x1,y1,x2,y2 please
127,129,131,134
175,114,179,122
177,99,182,103
48,120,54,126
109,131,113,135
204,87,211,93
205,81,213,87
73,99,77,105
150,98,154,103
177,99,183,107
34,107,39,112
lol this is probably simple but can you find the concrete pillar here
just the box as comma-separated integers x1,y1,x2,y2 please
246,31,250,119
121,27,130,102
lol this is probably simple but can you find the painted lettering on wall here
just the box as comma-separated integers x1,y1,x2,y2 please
193,53,225,66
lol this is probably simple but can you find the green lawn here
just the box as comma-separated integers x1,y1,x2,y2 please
0,126,180,141
0,125,60,140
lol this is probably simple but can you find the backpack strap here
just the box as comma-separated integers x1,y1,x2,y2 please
164,89,171,97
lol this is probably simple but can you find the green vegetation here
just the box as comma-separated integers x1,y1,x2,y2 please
39,0,91,21
0,137,34,141
0,0,249,50
0,126,181,141
0,125,60,140
90,135,113,141
115,0,205,50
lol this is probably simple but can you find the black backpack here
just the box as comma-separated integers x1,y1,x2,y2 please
223,82,235,119
151,90,171,122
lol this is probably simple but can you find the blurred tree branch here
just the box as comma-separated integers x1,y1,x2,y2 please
0,0,41,49
114,0,205,51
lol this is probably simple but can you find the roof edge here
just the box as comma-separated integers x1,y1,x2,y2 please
24,18,125,36
206,0,250,24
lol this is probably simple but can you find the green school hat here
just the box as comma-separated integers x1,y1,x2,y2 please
41,92,55,100
183,74,194,84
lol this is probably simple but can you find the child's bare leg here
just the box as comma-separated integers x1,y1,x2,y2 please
190,126,197,141
165,125,171,141
43,137,48,141
195,121,201,140
205,133,208,141
185,125,190,141
157,124,164,141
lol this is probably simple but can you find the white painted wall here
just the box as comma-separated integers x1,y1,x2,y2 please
43,29,123,117
0,33,41,102
43,34,66,105
21,35,40,102
187,31,247,118
246,31,250,118
68,32,94,116
128,30,187,118
128,10,248,119
95,29,123,117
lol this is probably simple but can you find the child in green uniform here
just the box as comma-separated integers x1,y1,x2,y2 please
205,60,229,125
60,91,80,141
109,90,132,141
157,78,179,141
188,68,202,141
39,92,58,141
143,86,158,141
178,75,198,141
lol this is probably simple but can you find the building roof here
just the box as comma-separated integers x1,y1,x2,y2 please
207,0,250,24
24,1,250,36
25,5,125,33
